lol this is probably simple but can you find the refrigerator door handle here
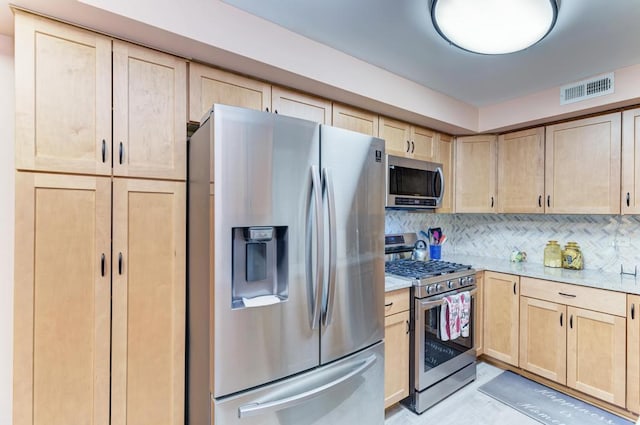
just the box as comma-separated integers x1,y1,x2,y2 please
322,167,338,327
307,166,324,329
237,354,377,418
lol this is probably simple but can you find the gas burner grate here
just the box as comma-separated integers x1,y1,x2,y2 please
385,259,471,279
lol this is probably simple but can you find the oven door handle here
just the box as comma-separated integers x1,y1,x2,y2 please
418,288,477,310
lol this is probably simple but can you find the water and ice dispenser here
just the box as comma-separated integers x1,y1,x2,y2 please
231,226,288,308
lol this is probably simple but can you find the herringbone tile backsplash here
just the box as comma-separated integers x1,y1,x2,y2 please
385,211,640,273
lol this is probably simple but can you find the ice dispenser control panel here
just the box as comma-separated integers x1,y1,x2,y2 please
231,226,288,308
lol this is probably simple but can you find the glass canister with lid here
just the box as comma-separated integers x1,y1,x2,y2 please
543,240,562,268
562,242,584,270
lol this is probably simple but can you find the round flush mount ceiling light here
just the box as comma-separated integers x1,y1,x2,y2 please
431,0,558,55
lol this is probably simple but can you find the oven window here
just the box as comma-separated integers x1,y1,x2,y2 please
389,166,442,198
423,302,473,372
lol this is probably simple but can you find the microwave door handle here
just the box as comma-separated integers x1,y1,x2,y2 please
322,167,337,327
307,166,324,329
435,166,444,206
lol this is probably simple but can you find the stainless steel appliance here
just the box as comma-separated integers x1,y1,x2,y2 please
384,234,476,414
385,154,444,209
188,104,386,424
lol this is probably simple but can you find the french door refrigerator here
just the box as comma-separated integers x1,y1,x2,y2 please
188,105,385,424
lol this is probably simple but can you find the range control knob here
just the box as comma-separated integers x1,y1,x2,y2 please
436,283,444,292
447,280,454,289
468,275,476,285
460,277,467,286
427,284,436,294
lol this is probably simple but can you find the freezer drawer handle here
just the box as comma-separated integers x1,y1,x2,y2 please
237,354,377,418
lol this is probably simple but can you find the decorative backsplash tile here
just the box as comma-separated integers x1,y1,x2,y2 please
385,210,640,274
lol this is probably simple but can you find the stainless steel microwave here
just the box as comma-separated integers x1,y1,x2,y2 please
385,154,444,209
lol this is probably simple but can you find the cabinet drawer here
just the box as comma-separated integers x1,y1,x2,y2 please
384,288,409,316
520,277,626,317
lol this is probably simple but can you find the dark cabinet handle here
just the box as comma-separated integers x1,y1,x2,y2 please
632,304,635,320
385,302,393,308
406,140,410,152
491,196,494,208
101,139,106,163
547,195,550,208
265,107,269,112
558,292,576,298
274,110,278,114
569,315,573,329
411,141,415,153
538,195,542,208
118,252,123,275
627,192,631,207
100,253,105,277
406,320,410,334
560,312,563,327
119,142,124,165
513,282,516,295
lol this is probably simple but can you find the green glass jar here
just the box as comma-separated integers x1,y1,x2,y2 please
543,240,562,268
562,242,583,270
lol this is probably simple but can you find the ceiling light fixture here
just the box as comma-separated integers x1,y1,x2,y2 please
431,0,558,55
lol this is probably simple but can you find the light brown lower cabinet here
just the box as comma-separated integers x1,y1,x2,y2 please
14,172,186,425
628,295,640,414
384,288,410,408
519,277,626,408
483,271,519,366
474,271,484,356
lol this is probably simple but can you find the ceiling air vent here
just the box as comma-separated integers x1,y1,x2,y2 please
560,73,614,105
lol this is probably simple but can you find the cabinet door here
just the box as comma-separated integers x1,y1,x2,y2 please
384,310,410,408
622,108,640,214
436,133,454,213
113,41,187,180
519,297,566,384
379,117,411,157
14,11,112,175
474,272,484,356
411,125,437,162
14,172,111,425
112,179,186,425
188,63,271,122
455,135,497,213
483,271,519,366
628,295,640,414
271,86,331,123
331,103,379,137
545,113,621,214
498,127,545,213
566,306,626,407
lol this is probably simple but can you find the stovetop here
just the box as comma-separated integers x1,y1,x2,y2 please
385,259,472,279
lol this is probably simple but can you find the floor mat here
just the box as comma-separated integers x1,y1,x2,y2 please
477,371,633,425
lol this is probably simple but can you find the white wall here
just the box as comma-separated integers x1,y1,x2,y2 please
0,33,14,425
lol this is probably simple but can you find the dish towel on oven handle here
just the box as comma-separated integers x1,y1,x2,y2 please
440,294,461,341
460,291,471,338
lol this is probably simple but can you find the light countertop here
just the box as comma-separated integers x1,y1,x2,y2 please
385,255,640,295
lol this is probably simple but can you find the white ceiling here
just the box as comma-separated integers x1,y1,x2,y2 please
222,0,640,107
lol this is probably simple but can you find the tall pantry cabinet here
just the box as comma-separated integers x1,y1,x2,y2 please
13,11,186,425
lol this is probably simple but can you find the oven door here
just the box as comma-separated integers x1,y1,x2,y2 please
414,287,477,391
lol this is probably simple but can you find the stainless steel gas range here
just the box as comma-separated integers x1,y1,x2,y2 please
385,233,477,414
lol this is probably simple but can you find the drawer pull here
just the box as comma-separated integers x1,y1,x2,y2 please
558,292,576,298
385,302,393,308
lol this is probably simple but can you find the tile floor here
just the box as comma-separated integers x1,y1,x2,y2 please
384,361,540,425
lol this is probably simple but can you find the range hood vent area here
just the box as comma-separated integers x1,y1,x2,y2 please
560,73,614,105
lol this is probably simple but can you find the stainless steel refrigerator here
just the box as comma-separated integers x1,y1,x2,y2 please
188,105,385,424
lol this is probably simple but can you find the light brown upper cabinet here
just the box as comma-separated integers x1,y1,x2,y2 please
622,108,640,214
455,135,497,213
113,42,187,181
271,86,332,124
15,11,187,181
497,127,545,213
545,113,621,214
379,117,437,161
14,11,112,176
331,103,379,137
188,64,271,122
436,133,454,213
